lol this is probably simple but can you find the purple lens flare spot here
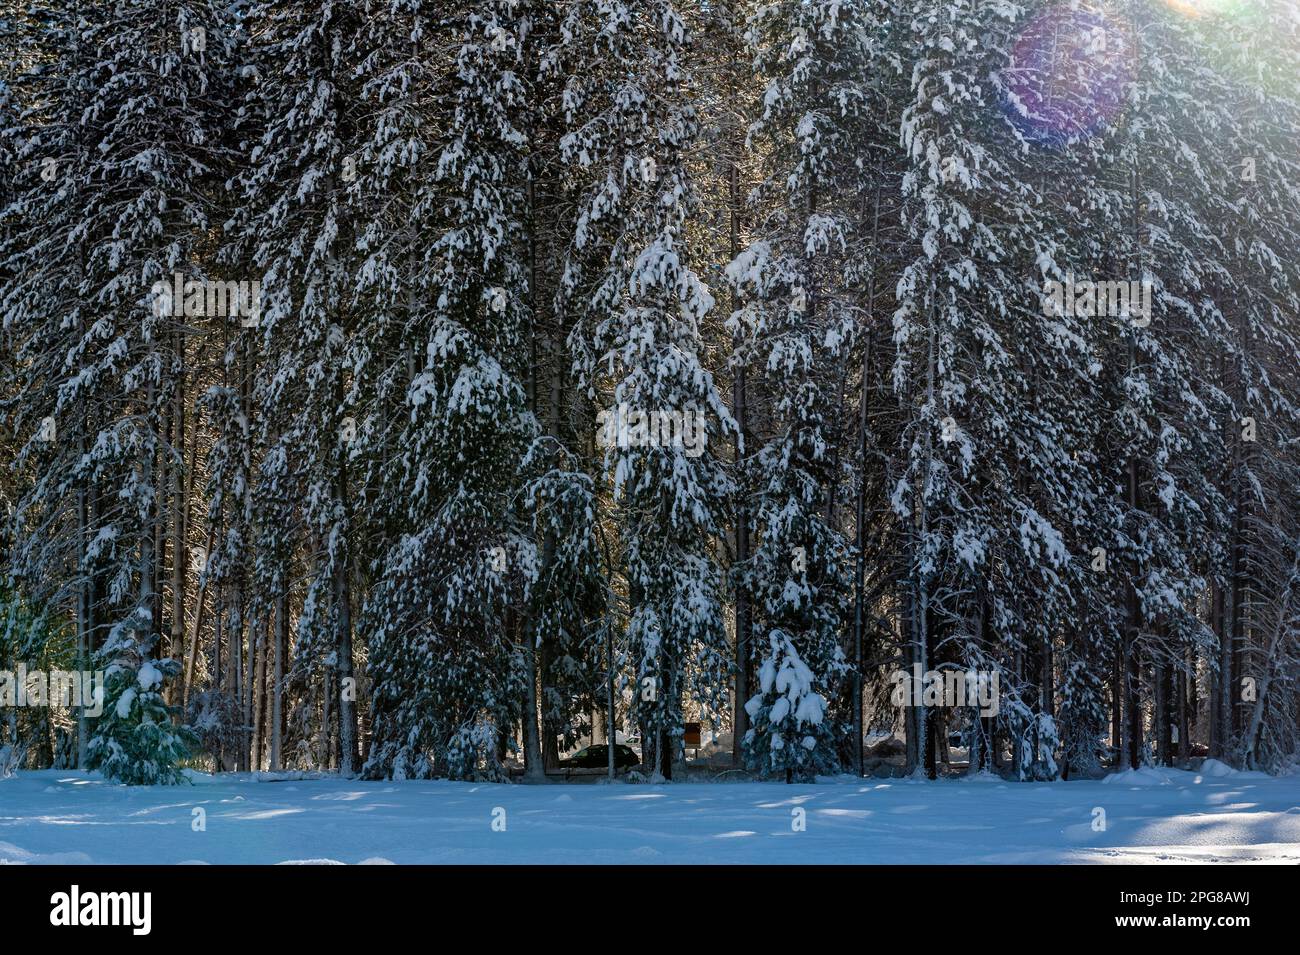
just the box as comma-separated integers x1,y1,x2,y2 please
1001,4,1132,147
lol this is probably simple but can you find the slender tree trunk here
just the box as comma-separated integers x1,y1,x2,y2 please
606,609,617,782
1012,646,1024,779
1176,648,1190,763
228,583,244,771
76,438,92,768
1209,579,1223,755
1159,657,1170,769
849,183,882,778
168,327,187,708
903,583,918,774
1126,631,1143,770
334,452,358,777
243,607,257,769
537,364,564,773
153,406,166,649
1220,571,1235,760
1231,523,1247,746
213,584,225,770
913,307,936,779
182,521,215,708
521,613,545,780
1111,647,1123,766
519,172,547,783
140,384,159,663
271,589,286,772
321,667,333,771
252,614,268,770
728,155,752,768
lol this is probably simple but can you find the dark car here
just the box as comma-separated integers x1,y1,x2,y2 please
561,744,639,770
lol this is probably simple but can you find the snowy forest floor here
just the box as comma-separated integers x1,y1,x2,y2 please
2,764,1298,864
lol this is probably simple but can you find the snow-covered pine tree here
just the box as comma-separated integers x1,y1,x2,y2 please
356,0,536,780
1084,0,1237,769
727,0,882,780
88,618,193,785
894,0,1019,777
229,0,369,774
890,0,1125,779
1,0,99,765
556,0,736,779
1196,0,1300,770
682,0,762,770
3,0,232,783
513,0,616,776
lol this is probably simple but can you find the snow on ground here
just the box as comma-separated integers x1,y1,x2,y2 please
1,764,1297,864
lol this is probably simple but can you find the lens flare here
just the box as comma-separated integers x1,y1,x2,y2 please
1001,5,1131,147
1159,0,1249,18
1156,0,1277,99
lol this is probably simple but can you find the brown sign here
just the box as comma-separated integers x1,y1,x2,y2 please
683,722,701,747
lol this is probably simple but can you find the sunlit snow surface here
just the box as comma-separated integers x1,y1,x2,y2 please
1,764,1297,864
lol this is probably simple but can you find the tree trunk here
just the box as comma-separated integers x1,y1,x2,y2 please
252,615,268,770
521,611,545,781
1219,573,1235,761
334,454,358,777
1111,647,1123,766
849,183,883,777
182,521,216,709
140,384,159,663
213,585,225,770
168,329,187,708
1176,648,1189,763
729,155,752,769
271,589,286,771
76,445,92,768
606,610,617,781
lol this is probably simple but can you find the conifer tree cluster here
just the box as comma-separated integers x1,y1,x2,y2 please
2,0,1298,783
